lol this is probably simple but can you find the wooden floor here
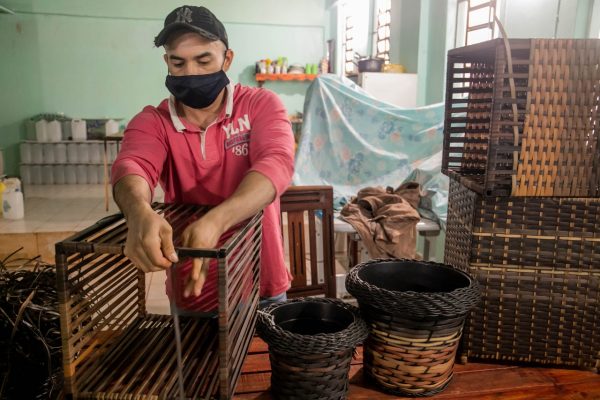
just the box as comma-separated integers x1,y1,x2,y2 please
235,337,600,400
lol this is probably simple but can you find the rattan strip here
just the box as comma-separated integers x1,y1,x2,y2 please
68,283,139,357
257,298,369,355
447,61,495,173
221,216,262,399
516,39,599,196
358,304,466,397
66,254,130,297
461,265,600,370
446,178,600,270
227,298,259,398
269,349,354,400
444,39,600,197
70,203,207,249
68,270,137,332
77,315,220,399
346,259,481,320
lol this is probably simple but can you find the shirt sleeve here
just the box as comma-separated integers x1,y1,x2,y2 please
110,107,167,198
247,89,295,198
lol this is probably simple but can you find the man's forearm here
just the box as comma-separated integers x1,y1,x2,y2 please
207,171,277,231
113,175,154,219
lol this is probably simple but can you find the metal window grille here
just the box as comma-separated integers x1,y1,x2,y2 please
344,12,356,75
375,0,391,62
465,0,496,46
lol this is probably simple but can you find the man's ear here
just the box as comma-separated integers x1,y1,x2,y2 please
223,49,234,72
163,53,169,67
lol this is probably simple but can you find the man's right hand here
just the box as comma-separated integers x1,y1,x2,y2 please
123,205,179,272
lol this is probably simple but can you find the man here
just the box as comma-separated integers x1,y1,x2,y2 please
111,5,294,312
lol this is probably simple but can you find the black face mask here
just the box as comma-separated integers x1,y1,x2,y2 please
165,70,230,109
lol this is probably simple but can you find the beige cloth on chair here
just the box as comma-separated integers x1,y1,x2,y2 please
340,182,421,259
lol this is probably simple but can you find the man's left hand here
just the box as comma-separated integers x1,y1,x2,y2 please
180,213,225,297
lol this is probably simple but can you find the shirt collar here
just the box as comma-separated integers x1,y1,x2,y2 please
168,83,234,133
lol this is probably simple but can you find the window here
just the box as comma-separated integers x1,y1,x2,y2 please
374,0,391,63
455,0,497,47
340,0,370,76
344,13,356,75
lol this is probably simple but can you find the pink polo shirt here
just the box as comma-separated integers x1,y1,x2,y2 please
111,83,295,312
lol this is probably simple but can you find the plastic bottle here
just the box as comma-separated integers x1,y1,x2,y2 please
0,180,4,217
2,186,24,219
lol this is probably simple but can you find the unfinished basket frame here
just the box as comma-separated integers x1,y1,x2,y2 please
56,203,262,399
443,38,600,197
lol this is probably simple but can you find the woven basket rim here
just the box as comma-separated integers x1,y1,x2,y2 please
346,258,481,319
257,297,369,355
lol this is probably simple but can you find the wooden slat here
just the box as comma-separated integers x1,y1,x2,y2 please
280,186,336,298
286,210,307,289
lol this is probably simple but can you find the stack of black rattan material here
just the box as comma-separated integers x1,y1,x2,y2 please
442,39,600,372
256,297,368,400
346,259,480,397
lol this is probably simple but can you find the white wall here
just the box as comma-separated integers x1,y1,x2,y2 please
499,0,591,39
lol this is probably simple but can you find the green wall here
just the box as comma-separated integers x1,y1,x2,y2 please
0,11,43,178
0,0,327,176
389,0,420,73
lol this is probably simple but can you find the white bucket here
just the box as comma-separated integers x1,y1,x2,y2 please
67,143,79,163
54,143,68,164
105,119,119,136
30,143,44,164
78,143,90,163
87,164,99,184
65,165,77,184
71,119,87,141
76,165,87,184
53,165,66,184
35,120,48,142
47,120,62,142
43,143,55,164
42,167,54,184
20,143,32,164
89,143,103,164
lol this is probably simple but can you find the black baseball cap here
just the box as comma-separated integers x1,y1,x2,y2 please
154,5,228,48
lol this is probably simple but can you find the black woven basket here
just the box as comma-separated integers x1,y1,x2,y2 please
346,259,480,397
257,297,368,400
346,259,480,320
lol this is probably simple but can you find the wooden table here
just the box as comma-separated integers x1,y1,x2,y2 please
234,337,600,399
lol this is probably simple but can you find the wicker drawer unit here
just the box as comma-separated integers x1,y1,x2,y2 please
56,203,262,399
443,38,600,197
444,178,600,270
444,178,600,371
462,264,599,371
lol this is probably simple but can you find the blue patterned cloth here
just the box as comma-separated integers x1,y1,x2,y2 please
293,74,448,226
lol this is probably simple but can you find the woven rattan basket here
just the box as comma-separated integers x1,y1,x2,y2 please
445,178,600,371
443,38,600,197
256,298,368,400
346,259,480,397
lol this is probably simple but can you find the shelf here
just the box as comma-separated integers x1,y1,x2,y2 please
20,163,112,166
23,139,108,144
255,73,318,87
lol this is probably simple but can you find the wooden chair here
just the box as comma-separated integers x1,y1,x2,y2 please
280,186,337,298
